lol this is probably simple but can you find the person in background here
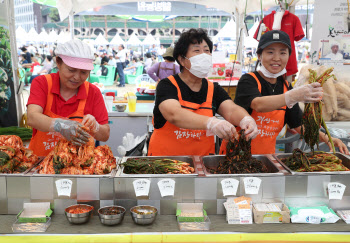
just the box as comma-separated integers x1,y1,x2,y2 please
147,28,258,156
124,57,141,75
21,47,32,64
158,45,166,61
325,43,343,60
19,54,28,66
27,39,110,156
106,44,113,56
151,55,157,66
35,53,42,64
116,44,126,87
139,57,145,65
29,55,53,83
22,56,41,86
213,44,219,52
150,44,158,57
101,53,109,65
28,44,37,55
144,52,153,72
147,47,180,84
93,53,101,65
107,55,117,66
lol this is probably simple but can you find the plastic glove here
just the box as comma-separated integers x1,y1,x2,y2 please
82,114,100,135
239,116,258,140
51,118,90,146
206,117,238,141
285,82,323,108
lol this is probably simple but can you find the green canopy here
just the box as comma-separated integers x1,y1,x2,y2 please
31,0,56,7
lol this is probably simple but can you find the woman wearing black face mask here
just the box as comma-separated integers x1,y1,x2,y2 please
220,30,348,155
147,28,258,156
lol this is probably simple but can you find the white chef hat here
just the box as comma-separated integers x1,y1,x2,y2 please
55,39,94,70
330,42,339,48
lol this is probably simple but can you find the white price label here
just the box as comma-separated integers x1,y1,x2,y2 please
328,182,346,200
133,179,151,197
157,179,175,197
243,177,261,194
307,215,321,224
238,208,253,224
221,179,239,196
55,179,72,197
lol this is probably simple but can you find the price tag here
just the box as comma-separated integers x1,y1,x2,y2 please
243,177,261,194
328,182,346,200
221,179,239,196
55,179,72,197
157,179,175,197
133,179,151,197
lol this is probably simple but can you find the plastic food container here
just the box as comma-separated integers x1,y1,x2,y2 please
12,217,51,232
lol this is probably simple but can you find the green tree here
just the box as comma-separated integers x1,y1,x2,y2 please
49,8,60,22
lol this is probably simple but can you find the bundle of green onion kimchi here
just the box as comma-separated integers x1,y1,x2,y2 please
301,67,336,154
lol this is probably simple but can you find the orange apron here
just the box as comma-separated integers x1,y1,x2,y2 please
29,74,89,156
148,75,215,156
220,72,288,155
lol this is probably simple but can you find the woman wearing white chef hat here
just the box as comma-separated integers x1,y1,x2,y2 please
27,39,110,156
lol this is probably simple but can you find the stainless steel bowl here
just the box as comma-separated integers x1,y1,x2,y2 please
98,206,126,226
65,204,93,224
115,104,127,112
130,205,158,225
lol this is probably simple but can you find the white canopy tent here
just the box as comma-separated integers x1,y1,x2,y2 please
15,26,27,45
26,27,39,44
126,33,142,46
37,29,50,44
142,34,156,46
109,33,125,46
48,30,58,43
215,19,236,39
94,33,109,45
57,31,71,44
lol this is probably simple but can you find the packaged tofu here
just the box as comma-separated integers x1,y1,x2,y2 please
289,206,340,224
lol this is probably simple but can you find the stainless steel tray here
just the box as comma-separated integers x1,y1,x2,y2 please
273,152,350,175
30,157,118,178
201,155,284,177
118,156,198,177
0,157,44,176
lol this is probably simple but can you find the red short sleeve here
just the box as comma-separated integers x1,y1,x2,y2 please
85,84,109,125
293,15,305,41
27,75,48,109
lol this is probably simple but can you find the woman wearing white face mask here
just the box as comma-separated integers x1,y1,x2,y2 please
148,28,258,156
220,30,348,155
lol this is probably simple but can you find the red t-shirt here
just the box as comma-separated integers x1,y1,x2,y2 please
27,72,108,137
30,62,40,72
254,11,305,76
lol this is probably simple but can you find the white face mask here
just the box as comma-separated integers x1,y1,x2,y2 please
184,53,212,78
259,63,287,78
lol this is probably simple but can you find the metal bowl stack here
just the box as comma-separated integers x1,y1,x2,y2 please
98,206,126,226
115,104,127,112
64,204,93,224
130,205,158,225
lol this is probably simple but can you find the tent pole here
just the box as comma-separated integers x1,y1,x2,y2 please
7,0,22,125
69,11,74,40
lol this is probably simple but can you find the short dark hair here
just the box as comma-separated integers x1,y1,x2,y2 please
164,56,175,62
132,57,138,62
120,44,124,49
145,52,152,58
21,47,27,52
173,28,213,71
46,55,53,62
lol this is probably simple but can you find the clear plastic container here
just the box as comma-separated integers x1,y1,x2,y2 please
12,217,51,232
177,216,210,231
